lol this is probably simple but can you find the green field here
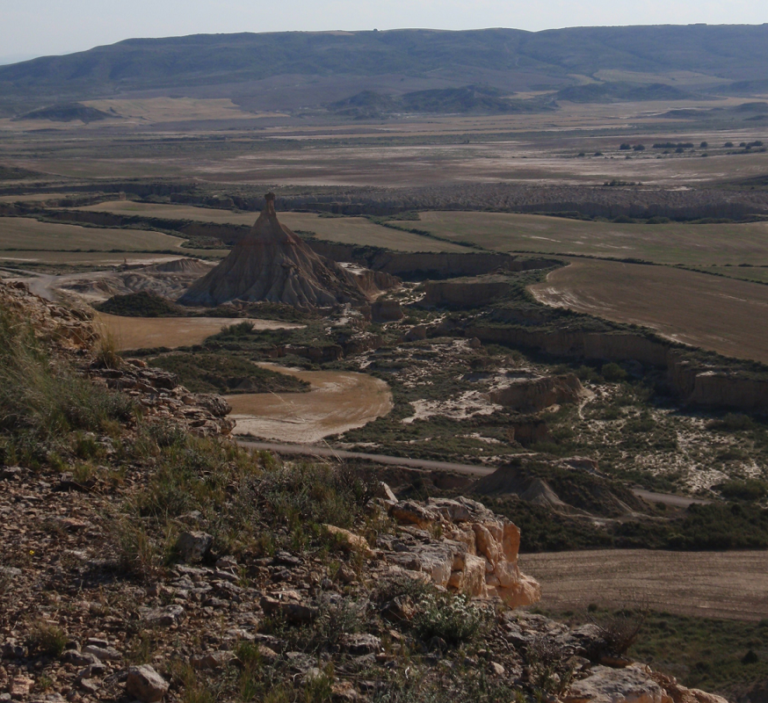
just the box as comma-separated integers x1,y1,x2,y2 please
71,202,471,252
392,211,768,267
0,217,188,251
0,217,228,263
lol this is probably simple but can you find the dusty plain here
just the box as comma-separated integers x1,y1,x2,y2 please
519,549,768,622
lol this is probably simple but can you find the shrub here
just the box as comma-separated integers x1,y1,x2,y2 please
412,592,488,645
590,608,647,657
718,479,768,502
96,291,183,317
27,622,67,657
525,635,576,694
601,362,628,382
149,352,309,394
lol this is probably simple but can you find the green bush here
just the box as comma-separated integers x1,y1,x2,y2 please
149,352,309,394
412,592,488,645
718,479,768,502
601,362,628,382
96,291,183,317
27,622,67,657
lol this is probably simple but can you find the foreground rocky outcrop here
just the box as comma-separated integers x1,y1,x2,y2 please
178,193,368,309
0,279,98,353
91,361,235,437
382,495,541,607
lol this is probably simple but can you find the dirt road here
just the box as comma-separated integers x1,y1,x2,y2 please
236,439,497,476
519,549,768,621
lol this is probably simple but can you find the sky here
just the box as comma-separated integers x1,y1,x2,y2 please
1,0,767,64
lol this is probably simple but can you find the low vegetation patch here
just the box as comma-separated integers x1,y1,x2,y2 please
96,291,184,317
0,307,133,466
149,352,309,394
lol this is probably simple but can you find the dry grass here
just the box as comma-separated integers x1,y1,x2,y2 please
396,211,768,267
74,201,258,224
520,549,768,621
530,259,768,364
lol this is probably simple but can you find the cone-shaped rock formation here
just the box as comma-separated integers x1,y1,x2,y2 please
178,194,368,308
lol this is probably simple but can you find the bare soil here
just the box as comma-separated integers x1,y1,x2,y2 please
95,313,301,351
519,549,768,621
227,363,393,443
530,259,768,364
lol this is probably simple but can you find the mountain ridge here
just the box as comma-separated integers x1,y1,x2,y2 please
2,25,768,110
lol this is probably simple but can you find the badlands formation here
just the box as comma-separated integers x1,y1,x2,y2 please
178,193,370,308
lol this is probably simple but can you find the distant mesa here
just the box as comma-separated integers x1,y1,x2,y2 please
178,194,370,309
14,102,115,124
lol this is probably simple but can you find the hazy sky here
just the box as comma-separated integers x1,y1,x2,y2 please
1,0,767,63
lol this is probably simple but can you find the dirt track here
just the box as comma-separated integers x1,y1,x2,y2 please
531,259,768,364
519,549,768,621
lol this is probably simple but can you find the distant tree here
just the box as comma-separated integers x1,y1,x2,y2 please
633,144,645,151
675,146,685,153
724,142,734,147
619,143,631,150
700,141,708,148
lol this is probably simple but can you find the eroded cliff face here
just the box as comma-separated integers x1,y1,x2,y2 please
490,374,586,412
464,325,768,412
305,241,556,280
424,279,517,308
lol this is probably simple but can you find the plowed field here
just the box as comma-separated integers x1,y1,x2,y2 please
519,549,768,621
530,259,768,364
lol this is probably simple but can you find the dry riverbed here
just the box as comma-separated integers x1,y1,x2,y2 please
227,363,393,443
96,313,302,351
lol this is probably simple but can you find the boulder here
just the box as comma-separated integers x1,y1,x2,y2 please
567,665,665,703
126,665,169,703
260,595,318,624
177,531,213,563
323,525,374,557
388,501,439,529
